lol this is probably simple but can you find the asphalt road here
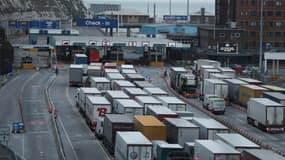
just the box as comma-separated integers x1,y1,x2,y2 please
50,65,110,160
0,70,59,160
136,66,285,154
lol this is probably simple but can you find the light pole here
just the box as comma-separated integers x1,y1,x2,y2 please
169,0,172,16
187,0,189,22
259,0,264,71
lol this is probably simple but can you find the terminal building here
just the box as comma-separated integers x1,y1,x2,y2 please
89,3,121,17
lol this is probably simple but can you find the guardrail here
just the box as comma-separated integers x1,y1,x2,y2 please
163,78,285,157
44,75,66,160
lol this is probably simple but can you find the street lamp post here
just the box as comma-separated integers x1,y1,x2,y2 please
259,0,264,71
169,0,172,16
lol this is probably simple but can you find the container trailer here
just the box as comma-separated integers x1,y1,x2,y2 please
261,85,285,94
114,132,152,160
156,96,187,111
218,67,236,78
113,80,135,90
85,96,111,130
192,117,230,139
89,77,111,93
238,85,267,106
164,118,199,145
242,149,285,160
87,65,102,77
223,79,248,103
69,64,84,86
203,68,221,80
201,79,228,99
125,73,145,82
123,88,148,99
156,143,184,160
76,87,101,114
214,133,260,152
105,90,130,110
74,54,88,64
103,114,134,154
134,115,167,141
238,78,263,85
262,92,285,105
194,140,241,160
113,99,144,119
247,98,285,132
134,81,154,89
146,105,178,121
135,96,163,114
143,87,168,97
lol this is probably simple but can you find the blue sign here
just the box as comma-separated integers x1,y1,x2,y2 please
163,15,188,21
73,19,118,28
8,20,59,29
8,21,18,29
29,21,59,29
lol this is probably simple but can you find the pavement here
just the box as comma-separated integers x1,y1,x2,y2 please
0,69,59,160
49,65,111,160
136,66,285,154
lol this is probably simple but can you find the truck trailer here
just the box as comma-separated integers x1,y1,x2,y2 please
194,140,241,160
146,105,178,121
164,118,199,145
247,98,285,132
114,132,152,160
192,117,230,139
69,64,84,86
113,99,144,119
85,96,111,130
156,96,187,111
103,114,134,154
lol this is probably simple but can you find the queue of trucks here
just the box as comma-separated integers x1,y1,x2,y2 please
69,58,285,160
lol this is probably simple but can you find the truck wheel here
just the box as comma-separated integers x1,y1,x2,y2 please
247,117,252,125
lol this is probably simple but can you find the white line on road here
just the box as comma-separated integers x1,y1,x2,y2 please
65,84,111,160
58,116,79,160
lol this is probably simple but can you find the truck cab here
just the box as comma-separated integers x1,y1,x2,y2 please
179,74,197,96
95,117,104,139
203,95,225,114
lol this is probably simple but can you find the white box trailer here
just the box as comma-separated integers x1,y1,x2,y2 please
164,118,199,145
113,99,144,119
104,68,119,77
87,65,102,77
247,98,285,132
262,92,285,105
218,67,236,78
199,65,215,79
105,90,130,111
146,105,178,121
193,117,230,139
115,131,152,160
86,96,111,130
125,73,145,82
193,59,221,75
209,73,232,80
90,62,102,66
214,133,260,152
134,81,154,89
156,96,187,111
135,96,163,114
202,79,228,98
113,80,135,90
121,69,137,76
223,79,248,103
123,88,148,99
76,87,101,113
103,114,134,154
242,149,285,160
143,87,168,97
69,64,84,86
89,77,111,93
106,73,125,81
120,64,134,71
194,140,241,160
203,69,221,80
106,73,125,89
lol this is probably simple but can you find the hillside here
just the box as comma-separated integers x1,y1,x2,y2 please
0,0,87,20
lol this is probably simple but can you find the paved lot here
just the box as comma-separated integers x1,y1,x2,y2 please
0,70,58,160
136,66,285,154
50,65,110,160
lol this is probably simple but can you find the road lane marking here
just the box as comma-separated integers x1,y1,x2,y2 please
65,84,111,160
58,116,79,160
